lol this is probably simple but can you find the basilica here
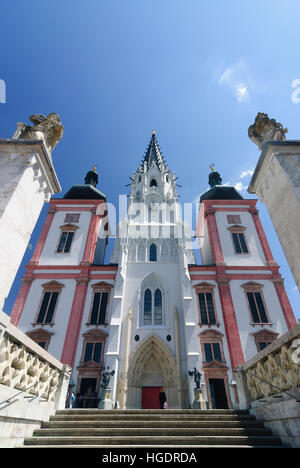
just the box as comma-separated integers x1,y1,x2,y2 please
10,130,297,410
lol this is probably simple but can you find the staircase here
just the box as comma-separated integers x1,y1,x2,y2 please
23,409,285,448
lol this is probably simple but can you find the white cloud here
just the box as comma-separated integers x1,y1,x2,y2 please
234,181,247,192
219,61,252,102
236,84,249,102
240,169,254,179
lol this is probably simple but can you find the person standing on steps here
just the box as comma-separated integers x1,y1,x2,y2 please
158,387,167,409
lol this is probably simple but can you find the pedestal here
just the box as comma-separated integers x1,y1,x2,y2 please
98,388,114,410
0,139,61,311
192,387,207,409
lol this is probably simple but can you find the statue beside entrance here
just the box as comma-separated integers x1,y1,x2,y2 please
98,367,115,409
188,367,207,409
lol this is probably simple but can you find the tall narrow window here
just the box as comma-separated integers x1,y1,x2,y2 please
242,282,271,325
198,293,216,325
247,292,268,323
232,232,249,254
149,243,157,261
90,292,109,325
84,342,103,363
228,225,249,254
89,282,112,326
35,281,64,326
144,289,152,325
154,289,162,325
57,231,74,253
37,291,59,324
57,224,78,254
194,283,219,328
200,330,225,364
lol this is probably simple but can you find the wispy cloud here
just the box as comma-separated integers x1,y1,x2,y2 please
240,169,254,179
219,61,252,102
230,168,254,194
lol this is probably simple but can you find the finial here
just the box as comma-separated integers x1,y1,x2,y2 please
209,163,215,172
152,129,156,136
92,165,97,172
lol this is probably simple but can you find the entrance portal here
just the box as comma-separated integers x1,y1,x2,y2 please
209,378,228,409
124,335,181,409
142,387,161,409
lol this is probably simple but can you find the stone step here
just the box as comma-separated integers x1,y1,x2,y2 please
56,409,249,415
43,419,264,429
22,444,286,448
24,435,284,446
33,427,273,437
50,413,257,422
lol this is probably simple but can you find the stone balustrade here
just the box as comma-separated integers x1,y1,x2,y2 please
235,323,300,448
0,310,71,447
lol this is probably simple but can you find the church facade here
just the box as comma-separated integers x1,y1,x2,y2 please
10,131,297,410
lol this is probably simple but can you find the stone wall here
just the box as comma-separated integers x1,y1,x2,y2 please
235,323,300,448
0,310,71,447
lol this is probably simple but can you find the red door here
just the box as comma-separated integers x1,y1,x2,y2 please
142,387,161,409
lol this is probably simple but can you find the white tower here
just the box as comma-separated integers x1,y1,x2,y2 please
107,131,195,409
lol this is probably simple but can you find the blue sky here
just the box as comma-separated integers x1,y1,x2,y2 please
0,0,299,319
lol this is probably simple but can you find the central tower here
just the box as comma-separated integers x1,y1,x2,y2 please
107,131,195,409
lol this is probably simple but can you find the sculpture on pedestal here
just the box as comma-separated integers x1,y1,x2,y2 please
100,367,115,390
14,113,64,154
248,112,288,150
188,367,202,389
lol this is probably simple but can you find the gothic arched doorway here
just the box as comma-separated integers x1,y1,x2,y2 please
125,335,181,409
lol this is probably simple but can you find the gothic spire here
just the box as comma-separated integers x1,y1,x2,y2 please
143,130,165,171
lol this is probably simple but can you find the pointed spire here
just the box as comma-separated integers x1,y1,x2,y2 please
143,130,165,171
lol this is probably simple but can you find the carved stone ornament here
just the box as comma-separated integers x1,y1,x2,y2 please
15,113,64,154
248,112,288,150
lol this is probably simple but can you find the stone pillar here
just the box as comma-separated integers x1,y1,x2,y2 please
54,364,72,410
248,141,300,291
234,366,251,410
0,140,61,311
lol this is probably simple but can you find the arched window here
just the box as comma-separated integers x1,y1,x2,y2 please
143,288,163,326
154,289,162,325
140,274,166,327
150,178,157,187
144,289,152,325
149,243,157,261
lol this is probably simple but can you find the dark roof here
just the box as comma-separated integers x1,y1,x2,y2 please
63,184,106,200
200,185,243,202
143,132,165,170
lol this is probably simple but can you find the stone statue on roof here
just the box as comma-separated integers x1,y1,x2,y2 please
248,112,288,150
13,113,64,154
